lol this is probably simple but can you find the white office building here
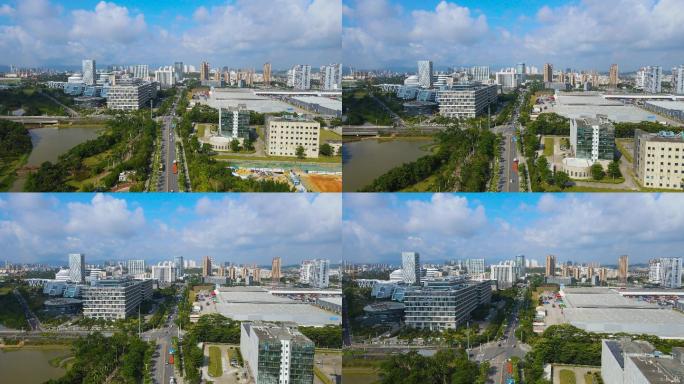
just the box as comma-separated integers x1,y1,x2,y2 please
672,65,684,95
106,81,156,111
132,64,149,80
240,322,315,384
495,70,520,88
401,251,420,285
469,66,490,82
154,66,175,89
490,261,517,289
68,253,85,283
127,260,145,276
265,117,320,158
417,60,433,88
151,265,176,284
82,59,95,86
288,65,311,90
81,278,153,320
437,83,498,119
464,258,485,276
321,63,342,90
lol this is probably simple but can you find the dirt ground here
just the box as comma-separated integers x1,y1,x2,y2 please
301,174,342,192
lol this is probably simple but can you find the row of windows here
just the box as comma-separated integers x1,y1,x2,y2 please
647,146,682,151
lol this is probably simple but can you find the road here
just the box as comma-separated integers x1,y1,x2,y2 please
144,295,183,384
13,288,42,331
158,91,183,192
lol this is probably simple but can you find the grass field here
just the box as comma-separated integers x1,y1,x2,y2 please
342,367,380,384
320,129,342,142
208,346,222,377
543,137,554,156
560,369,577,384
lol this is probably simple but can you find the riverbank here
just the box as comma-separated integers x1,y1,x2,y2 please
0,344,71,382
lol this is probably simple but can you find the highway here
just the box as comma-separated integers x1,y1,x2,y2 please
158,91,183,192
144,294,183,384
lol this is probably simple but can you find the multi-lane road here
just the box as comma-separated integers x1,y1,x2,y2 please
158,91,183,192
145,294,183,384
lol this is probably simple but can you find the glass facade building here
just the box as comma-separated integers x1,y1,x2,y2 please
570,114,615,162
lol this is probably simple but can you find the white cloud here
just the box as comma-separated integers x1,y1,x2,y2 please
65,194,145,237
71,1,146,44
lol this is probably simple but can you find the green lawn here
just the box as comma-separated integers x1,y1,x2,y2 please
559,369,577,384
320,129,342,142
584,372,596,384
543,137,554,156
341,367,380,384
208,346,222,377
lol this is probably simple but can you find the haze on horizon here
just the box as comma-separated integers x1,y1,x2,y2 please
0,0,342,69
0,193,342,266
343,193,684,265
342,0,684,72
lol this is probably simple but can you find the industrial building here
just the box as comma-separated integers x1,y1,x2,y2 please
240,322,315,384
81,278,153,320
633,130,684,190
601,339,684,384
403,280,492,331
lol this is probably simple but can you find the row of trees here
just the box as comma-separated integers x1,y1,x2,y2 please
378,349,489,384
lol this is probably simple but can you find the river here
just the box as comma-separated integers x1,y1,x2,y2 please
342,138,434,192
0,345,70,383
9,126,103,191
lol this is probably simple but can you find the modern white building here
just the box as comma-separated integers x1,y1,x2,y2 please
68,253,85,283
151,265,176,284
417,60,433,88
127,260,145,276
265,117,320,158
672,65,684,95
490,261,517,289
240,322,315,384
495,70,520,89
154,66,175,89
321,63,342,90
640,66,662,94
437,83,498,119
401,251,420,285
649,258,682,288
106,81,156,111
173,62,184,82
469,66,490,82
288,65,311,90
81,278,153,320
132,64,149,80
300,259,329,288
82,59,95,86
219,104,250,141
633,129,684,190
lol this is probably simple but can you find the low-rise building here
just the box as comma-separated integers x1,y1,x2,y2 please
634,130,684,190
219,104,250,142
601,339,684,384
240,322,315,384
81,278,153,320
265,117,320,158
403,280,492,331
437,83,498,119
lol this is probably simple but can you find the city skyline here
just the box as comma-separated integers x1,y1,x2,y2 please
343,193,684,264
343,0,684,71
0,0,342,68
0,193,341,265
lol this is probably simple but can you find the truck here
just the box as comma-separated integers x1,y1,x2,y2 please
172,160,178,174
512,158,519,173
168,354,174,365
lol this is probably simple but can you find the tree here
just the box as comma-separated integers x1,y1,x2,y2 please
590,163,605,180
554,171,570,189
243,137,255,151
607,160,621,179
319,143,333,156
230,139,240,152
535,156,552,184
296,145,306,159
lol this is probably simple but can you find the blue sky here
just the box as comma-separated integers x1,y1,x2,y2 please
343,0,684,71
343,193,684,265
0,193,341,266
0,0,341,68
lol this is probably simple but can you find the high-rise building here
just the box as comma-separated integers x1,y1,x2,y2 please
609,64,619,88
570,114,616,163
154,66,175,89
672,65,684,95
173,62,184,82
200,61,210,81
174,256,184,279
311,259,330,288
491,261,517,289
543,63,553,83
127,259,145,276
417,60,433,88
516,63,526,82
81,278,153,320
300,261,314,284
545,255,556,277
202,256,212,277
642,66,662,93
263,62,271,86
469,66,490,82
321,63,342,90
633,129,684,189
82,59,96,86
618,255,629,285
496,70,520,88
151,265,176,284
650,258,682,288
240,322,315,384
272,257,281,281
401,251,420,285
132,64,149,80
68,253,85,283
464,258,485,276
219,105,250,140
288,64,311,90
515,254,526,277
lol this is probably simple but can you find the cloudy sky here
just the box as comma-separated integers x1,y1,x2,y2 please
343,193,684,266
343,0,684,72
0,193,341,266
0,0,341,69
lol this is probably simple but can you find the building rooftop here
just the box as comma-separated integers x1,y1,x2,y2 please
631,355,684,383
317,297,342,306
645,100,684,112
638,130,684,142
243,321,313,344
292,96,342,112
